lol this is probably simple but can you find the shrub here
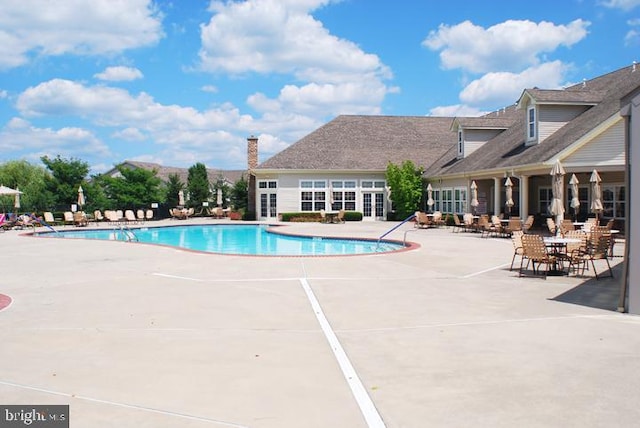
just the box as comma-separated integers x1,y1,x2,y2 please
343,211,363,221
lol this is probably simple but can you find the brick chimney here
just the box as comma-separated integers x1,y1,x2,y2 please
247,135,258,170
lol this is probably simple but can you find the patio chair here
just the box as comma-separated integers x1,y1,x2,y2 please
431,211,445,227
523,215,535,233
145,209,154,221
73,211,87,227
503,218,522,236
93,210,105,222
414,211,431,228
519,234,556,278
451,214,464,233
560,219,575,234
510,230,524,271
546,218,557,235
562,230,588,275
136,209,145,222
462,213,475,232
579,234,614,280
337,209,345,223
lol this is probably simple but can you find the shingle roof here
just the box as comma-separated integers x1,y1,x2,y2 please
455,105,519,129
425,65,640,178
522,88,606,104
119,161,246,185
258,115,456,170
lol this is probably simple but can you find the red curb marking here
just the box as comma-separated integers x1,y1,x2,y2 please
0,294,12,311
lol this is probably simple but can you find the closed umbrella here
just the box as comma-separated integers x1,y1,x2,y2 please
549,160,566,230
504,177,514,214
178,189,185,207
14,186,21,212
216,188,223,207
426,183,434,212
77,185,85,210
470,181,479,214
569,174,580,220
590,169,603,220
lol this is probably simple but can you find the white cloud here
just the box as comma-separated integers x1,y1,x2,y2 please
201,85,219,93
94,66,144,82
112,127,146,141
429,105,487,117
0,117,110,161
423,19,589,73
459,61,569,106
199,0,392,119
600,0,640,10
0,89,7,99
0,0,163,70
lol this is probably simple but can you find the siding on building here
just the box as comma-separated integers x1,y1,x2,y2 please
463,129,503,157
538,105,590,143
563,119,625,166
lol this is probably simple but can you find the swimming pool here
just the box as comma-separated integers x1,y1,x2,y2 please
36,224,409,256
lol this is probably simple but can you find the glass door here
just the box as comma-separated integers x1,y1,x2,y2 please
362,192,384,220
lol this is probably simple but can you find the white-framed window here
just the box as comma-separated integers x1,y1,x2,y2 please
433,189,441,212
457,129,463,157
330,180,357,211
454,187,467,214
441,188,453,213
527,106,536,141
603,184,625,218
300,180,326,211
539,186,552,213
361,180,385,189
258,180,277,189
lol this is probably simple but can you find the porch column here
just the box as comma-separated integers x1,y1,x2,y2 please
519,175,529,217
494,177,501,215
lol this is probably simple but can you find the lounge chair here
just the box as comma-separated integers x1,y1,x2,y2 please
431,211,445,227
522,215,535,233
145,209,154,221
43,211,62,226
337,209,345,223
73,211,87,226
124,210,137,223
136,209,145,222
63,211,75,226
93,210,105,222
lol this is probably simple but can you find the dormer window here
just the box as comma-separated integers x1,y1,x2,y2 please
527,106,537,142
457,129,463,157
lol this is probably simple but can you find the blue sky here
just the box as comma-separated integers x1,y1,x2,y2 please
0,0,638,174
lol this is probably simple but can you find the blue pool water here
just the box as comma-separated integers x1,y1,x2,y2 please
36,224,407,256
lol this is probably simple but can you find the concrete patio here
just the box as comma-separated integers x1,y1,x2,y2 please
0,219,637,427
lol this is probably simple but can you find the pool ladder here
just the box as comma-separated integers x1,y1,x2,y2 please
119,225,139,242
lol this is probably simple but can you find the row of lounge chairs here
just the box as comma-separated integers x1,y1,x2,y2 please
39,209,155,227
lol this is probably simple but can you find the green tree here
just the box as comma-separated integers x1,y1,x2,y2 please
41,155,90,209
165,173,184,208
186,163,210,208
0,160,51,212
97,165,163,208
229,174,248,212
385,160,424,219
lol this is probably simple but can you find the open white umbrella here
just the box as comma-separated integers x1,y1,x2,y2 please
178,189,185,207
0,185,21,196
590,169,603,219
504,177,514,214
470,181,479,214
426,183,434,212
77,185,85,210
549,160,566,228
569,174,580,220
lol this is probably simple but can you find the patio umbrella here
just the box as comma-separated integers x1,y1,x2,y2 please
426,183,434,212
470,181,479,214
549,160,565,229
77,185,85,210
216,188,223,207
569,174,580,220
590,169,603,220
178,189,185,207
504,177,514,214
0,185,21,196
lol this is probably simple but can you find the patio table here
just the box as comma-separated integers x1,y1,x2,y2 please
543,236,582,275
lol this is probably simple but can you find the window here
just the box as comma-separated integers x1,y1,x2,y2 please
527,106,536,141
258,180,277,189
539,187,552,214
442,189,453,213
330,180,356,211
300,180,326,211
361,180,385,189
457,129,463,156
603,185,625,218
454,188,467,214
433,189,441,212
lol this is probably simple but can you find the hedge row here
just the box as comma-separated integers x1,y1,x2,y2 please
280,211,363,222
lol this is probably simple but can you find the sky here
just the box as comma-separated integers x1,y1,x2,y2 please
0,0,639,174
